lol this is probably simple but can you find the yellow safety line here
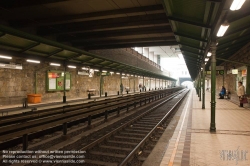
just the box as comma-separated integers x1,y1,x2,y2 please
168,91,192,166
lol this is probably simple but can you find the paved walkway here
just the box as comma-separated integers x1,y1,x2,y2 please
159,89,250,166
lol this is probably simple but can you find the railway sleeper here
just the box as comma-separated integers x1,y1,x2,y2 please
105,140,137,148
113,135,143,141
84,159,118,166
86,151,126,163
93,145,132,155
118,132,146,138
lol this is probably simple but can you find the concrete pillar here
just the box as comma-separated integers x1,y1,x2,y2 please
143,47,149,59
157,55,161,65
149,52,154,61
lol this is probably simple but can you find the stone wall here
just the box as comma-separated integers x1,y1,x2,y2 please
0,60,140,105
89,48,164,75
216,73,236,94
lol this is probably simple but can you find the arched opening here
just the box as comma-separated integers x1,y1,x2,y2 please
181,81,193,89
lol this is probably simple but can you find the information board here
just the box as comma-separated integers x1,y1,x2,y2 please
46,71,71,91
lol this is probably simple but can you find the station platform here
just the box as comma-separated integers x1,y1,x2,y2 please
0,91,141,116
144,89,250,166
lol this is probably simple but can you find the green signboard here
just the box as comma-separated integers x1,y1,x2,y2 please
46,71,71,91
97,72,111,76
206,70,224,75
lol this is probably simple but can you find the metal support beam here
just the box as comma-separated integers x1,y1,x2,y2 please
216,58,250,66
168,16,211,29
210,42,216,132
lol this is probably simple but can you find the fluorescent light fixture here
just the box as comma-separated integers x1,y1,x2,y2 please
207,52,212,57
102,70,107,72
122,73,125,75
110,72,114,74
116,72,120,74
0,55,12,59
94,69,99,71
131,75,134,76
217,23,229,37
205,58,209,61
50,63,60,66
68,65,76,68
82,67,88,70
27,59,40,63
201,68,203,70
230,0,245,10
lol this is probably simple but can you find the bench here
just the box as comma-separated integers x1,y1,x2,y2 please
224,90,231,99
87,89,96,96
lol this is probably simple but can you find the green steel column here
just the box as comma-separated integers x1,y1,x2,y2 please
155,78,156,89
202,64,205,109
99,70,102,97
150,78,151,89
199,72,201,101
63,64,66,103
246,66,250,94
143,76,144,87
210,42,216,132
35,72,37,94
133,75,135,93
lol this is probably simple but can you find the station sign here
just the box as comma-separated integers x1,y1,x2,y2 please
46,70,71,91
206,70,224,75
242,69,247,76
78,70,89,76
0,63,22,70
232,69,238,74
97,72,111,76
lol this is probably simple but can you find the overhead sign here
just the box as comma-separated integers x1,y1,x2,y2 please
232,69,238,74
209,66,224,70
242,69,247,76
0,63,22,70
97,72,111,76
78,70,89,76
206,70,224,75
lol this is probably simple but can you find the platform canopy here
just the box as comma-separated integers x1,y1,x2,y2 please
0,0,249,80
161,0,250,80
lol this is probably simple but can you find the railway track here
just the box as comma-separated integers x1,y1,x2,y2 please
50,89,189,166
0,88,187,166
0,88,181,150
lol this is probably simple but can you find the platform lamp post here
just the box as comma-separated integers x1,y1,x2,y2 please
202,63,205,109
210,41,217,132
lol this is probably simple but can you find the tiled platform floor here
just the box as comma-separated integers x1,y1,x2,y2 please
159,89,250,166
